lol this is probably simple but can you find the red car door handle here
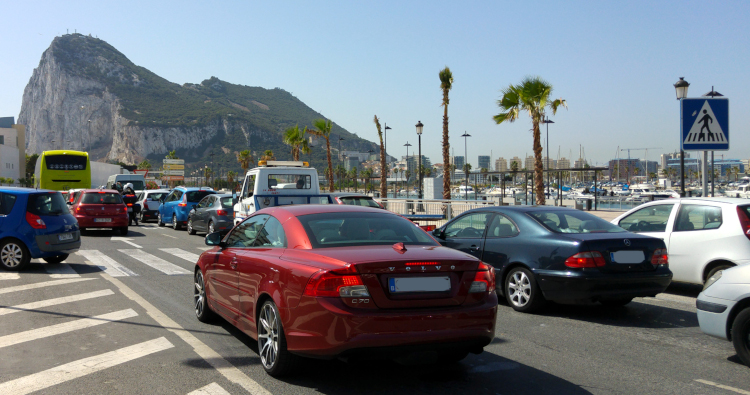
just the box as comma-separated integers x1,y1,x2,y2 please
230,257,238,269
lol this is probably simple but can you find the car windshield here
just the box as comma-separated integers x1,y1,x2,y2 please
528,210,626,234
220,197,234,208
297,212,438,248
27,193,70,216
339,197,382,208
81,192,123,204
186,191,214,203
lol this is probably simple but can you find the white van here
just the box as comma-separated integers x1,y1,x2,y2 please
106,174,146,192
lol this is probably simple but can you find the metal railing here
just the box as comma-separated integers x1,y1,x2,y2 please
376,198,497,227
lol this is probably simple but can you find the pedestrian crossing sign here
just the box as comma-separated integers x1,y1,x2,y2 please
681,98,729,151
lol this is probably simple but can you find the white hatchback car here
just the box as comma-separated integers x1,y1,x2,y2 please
697,264,750,367
611,198,750,285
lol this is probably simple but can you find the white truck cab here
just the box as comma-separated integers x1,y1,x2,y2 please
233,161,331,225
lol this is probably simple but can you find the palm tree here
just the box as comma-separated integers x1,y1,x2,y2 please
236,150,253,174
137,160,151,170
165,150,178,159
661,168,670,181
203,167,213,186
494,77,567,205
439,66,453,200
335,164,346,191
283,125,310,161
649,172,657,182
481,167,488,186
373,116,387,198
349,167,359,192
310,119,334,193
361,168,373,192
227,170,237,190
260,150,275,161
405,170,412,191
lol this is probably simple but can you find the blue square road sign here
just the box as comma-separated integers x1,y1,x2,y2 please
681,98,729,151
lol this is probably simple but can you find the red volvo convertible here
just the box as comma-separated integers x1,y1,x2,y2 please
194,205,498,376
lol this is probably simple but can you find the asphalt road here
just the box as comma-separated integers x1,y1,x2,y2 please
1,222,749,395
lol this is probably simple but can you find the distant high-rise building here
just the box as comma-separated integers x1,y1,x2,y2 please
495,157,507,172
574,158,587,169
509,156,522,171
452,156,465,172
543,156,555,170
557,157,570,169
478,155,491,170
524,156,535,171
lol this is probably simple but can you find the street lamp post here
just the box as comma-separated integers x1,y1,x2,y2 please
674,77,690,197
404,142,412,197
338,137,345,165
341,154,347,192
415,121,423,202
543,118,554,203
461,132,471,200
384,124,391,164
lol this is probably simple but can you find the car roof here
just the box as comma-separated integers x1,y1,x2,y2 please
327,192,373,198
80,189,120,193
145,189,170,193
271,204,396,216
177,187,215,192
467,205,579,214
0,187,57,194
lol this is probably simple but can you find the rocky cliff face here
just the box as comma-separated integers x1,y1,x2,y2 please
18,34,376,166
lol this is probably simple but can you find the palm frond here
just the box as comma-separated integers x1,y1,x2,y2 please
439,67,453,92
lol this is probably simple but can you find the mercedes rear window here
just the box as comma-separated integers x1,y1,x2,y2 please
81,192,123,204
297,212,438,248
186,191,214,203
27,193,70,216
528,210,626,234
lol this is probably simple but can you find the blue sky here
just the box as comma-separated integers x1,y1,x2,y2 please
2,0,749,168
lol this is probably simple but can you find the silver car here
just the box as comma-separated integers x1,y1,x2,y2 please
186,193,235,236
697,264,750,367
136,189,171,223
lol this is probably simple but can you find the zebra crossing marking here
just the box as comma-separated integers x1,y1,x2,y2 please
0,273,20,280
187,382,231,395
0,289,115,317
0,308,138,349
0,337,174,395
119,249,191,275
0,278,94,295
160,248,200,263
45,263,80,278
77,250,138,277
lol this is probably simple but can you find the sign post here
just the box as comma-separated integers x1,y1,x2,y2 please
162,159,185,187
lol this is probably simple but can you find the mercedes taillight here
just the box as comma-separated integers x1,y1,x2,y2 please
651,248,669,266
565,251,606,268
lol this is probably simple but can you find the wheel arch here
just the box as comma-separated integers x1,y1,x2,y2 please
702,260,736,283
726,298,750,341
498,261,533,296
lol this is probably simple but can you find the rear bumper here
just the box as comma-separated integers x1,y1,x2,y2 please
32,232,81,257
75,215,129,228
284,294,498,359
536,266,673,302
212,218,233,232
141,209,158,218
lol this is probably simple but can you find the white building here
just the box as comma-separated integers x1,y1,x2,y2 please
0,117,26,184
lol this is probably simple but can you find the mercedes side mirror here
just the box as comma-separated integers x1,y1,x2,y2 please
432,228,445,239
205,232,224,247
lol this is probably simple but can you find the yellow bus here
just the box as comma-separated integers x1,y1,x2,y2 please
36,150,91,190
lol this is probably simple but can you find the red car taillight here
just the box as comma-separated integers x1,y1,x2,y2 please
303,265,369,297
178,203,187,207
469,262,495,293
216,210,228,216
26,212,46,229
651,248,668,266
123,206,128,213
737,206,750,241
565,251,606,268
334,197,344,204
420,224,436,232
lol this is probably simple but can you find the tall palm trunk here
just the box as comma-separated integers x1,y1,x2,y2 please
532,120,545,205
442,93,451,199
325,137,333,192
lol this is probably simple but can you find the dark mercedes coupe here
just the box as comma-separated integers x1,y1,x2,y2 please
433,206,672,312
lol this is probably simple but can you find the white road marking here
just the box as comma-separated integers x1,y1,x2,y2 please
0,278,94,295
161,248,201,263
196,247,212,251
187,382,231,395
0,308,138,349
0,273,20,280
163,234,178,239
119,249,191,275
695,379,750,395
77,250,138,277
45,263,80,278
101,273,272,395
0,337,174,395
111,236,142,248
0,289,115,316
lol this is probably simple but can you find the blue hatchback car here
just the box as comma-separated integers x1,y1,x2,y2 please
157,187,216,230
0,187,81,271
